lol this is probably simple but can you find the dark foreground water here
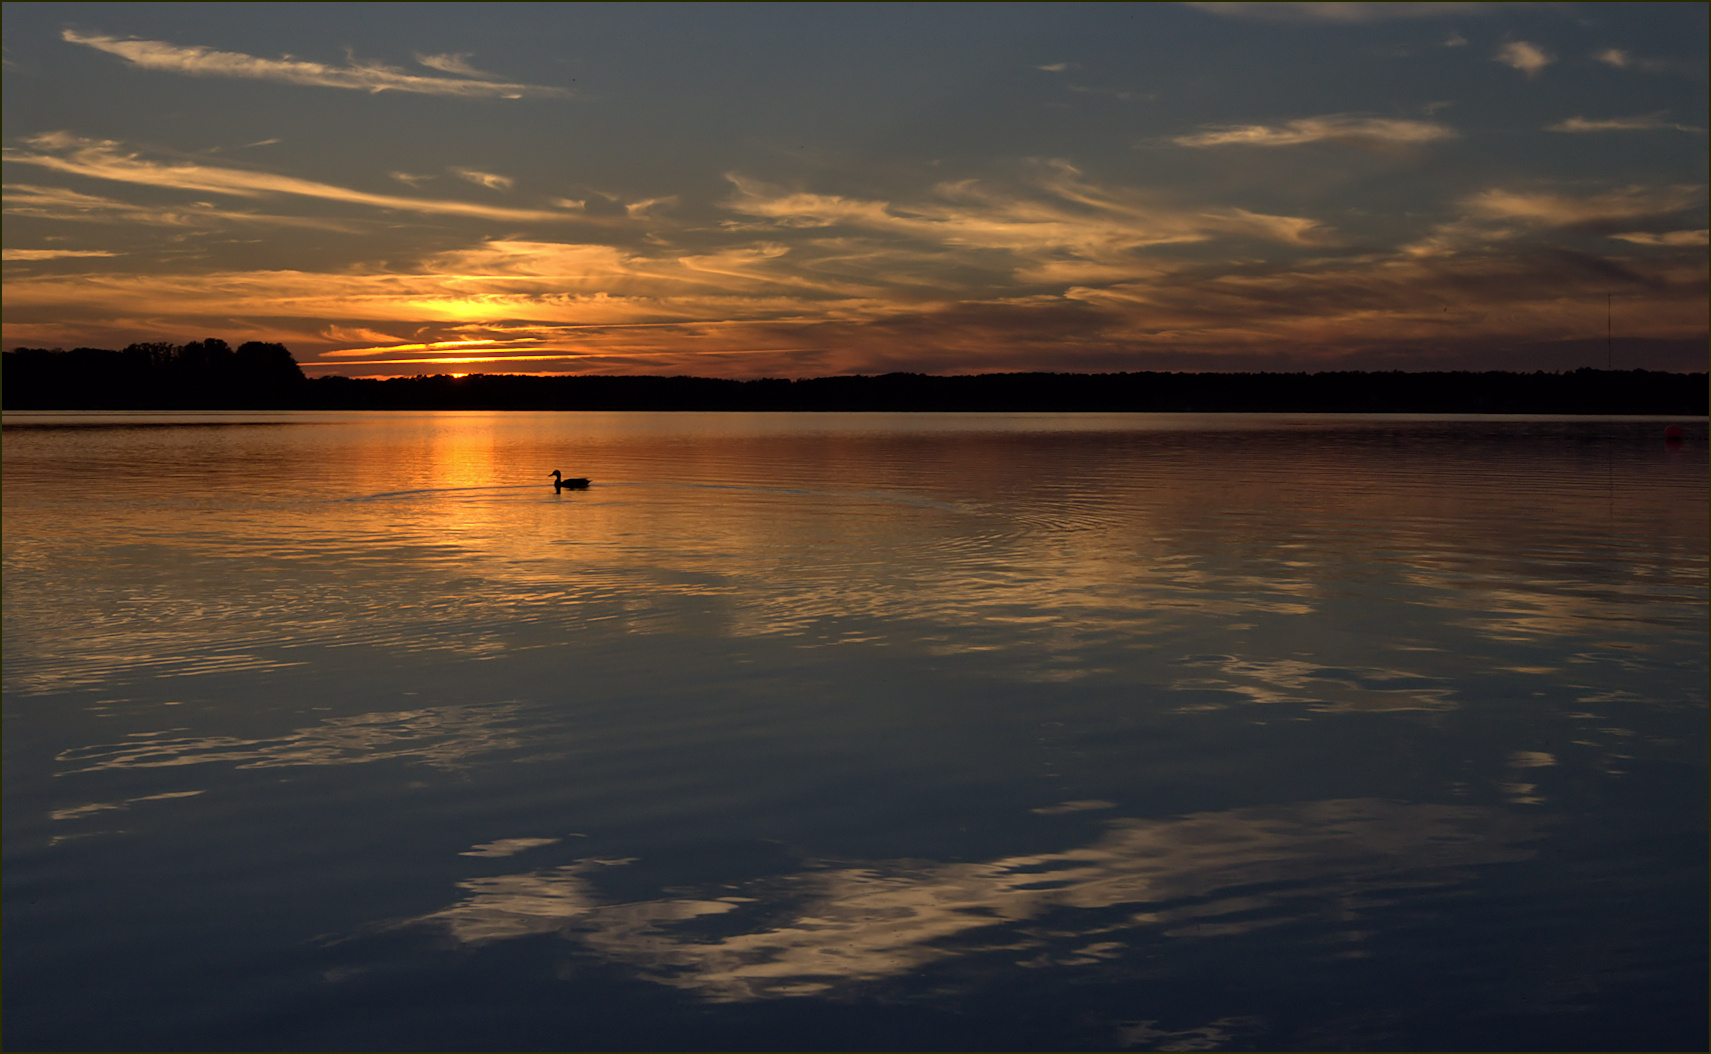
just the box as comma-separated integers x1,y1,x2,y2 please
3,411,1706,1052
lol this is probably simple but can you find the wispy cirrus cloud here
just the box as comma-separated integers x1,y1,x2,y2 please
3,134,578,222
1547,114,1703,134
412,52,502,80
1594,48,1685,75
1495,41,1553,78
625,196,679,218
1186,3,1490,23
6,221,1704,377
0,236,891,370
62,30,566,98
1172,114,1456,149
724,163,1335,272
1466,185,1704,229
1,181,363,231
451,168,515,191
1608,230,1708,247
3,248,120,261
1401,182,1709,257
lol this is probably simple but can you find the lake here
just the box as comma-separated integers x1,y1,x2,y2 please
3,411,1705,1051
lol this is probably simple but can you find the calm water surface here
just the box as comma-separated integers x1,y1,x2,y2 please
3,411,1706,1051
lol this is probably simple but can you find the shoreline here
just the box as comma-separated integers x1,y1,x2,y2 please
5,367,1706,415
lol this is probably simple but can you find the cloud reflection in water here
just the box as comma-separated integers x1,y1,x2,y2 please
57,703,529,773
1169,656,1459,712
407,799,1539,1002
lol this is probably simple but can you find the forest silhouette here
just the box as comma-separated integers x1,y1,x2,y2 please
4,341,1705,414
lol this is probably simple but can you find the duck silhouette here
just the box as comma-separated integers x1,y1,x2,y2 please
550,470,590,491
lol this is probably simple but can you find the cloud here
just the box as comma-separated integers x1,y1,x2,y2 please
1036,62,1070,72
1466,186,1704,229
1547,114,1702,134
1401,183,1708,256
7,133,1702,378
4,135,578,222
1186,2,1489,22
1609,230,1709,247
323,338,529,360
389,171,434,187
1172,114,1457,148
1056,246,1707,358
62,30,566,98
8,223,1705,378
722,166,1336,287
451,167,515,191
624,196,679,218
414,52,501,80
1444,33,1468,48
318,325,410,346
1495,41,1552,77
3,248,120,260
1593,47,1678,74
1,181,362,231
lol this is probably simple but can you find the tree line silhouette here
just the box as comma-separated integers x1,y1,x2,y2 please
5,341,1705,413
5,339,305,409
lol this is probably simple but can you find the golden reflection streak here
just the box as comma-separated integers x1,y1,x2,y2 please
409,799,1540,1002
1170,658,1458,713
14,423,1699,705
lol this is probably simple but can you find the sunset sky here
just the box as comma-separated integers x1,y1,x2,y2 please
3,2,1705,378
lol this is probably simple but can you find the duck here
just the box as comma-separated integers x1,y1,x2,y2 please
550,470,590,491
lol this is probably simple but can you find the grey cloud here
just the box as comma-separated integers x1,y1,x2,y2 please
1547,115,1703,134
1594,48,1684,74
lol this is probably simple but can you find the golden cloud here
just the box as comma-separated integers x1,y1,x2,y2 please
1172,114,1457,148
4,135,579,222
1547,115,1703,134
1467,185,1704,228
63,30,567,98
1495,41,1553,78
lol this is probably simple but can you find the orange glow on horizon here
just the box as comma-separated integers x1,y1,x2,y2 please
323,338,517,358
307,354,582,368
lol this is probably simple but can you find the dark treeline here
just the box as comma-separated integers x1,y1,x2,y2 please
5,343,1706,413
5,340,305,409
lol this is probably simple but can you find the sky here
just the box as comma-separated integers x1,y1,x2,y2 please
3,2,1706,378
